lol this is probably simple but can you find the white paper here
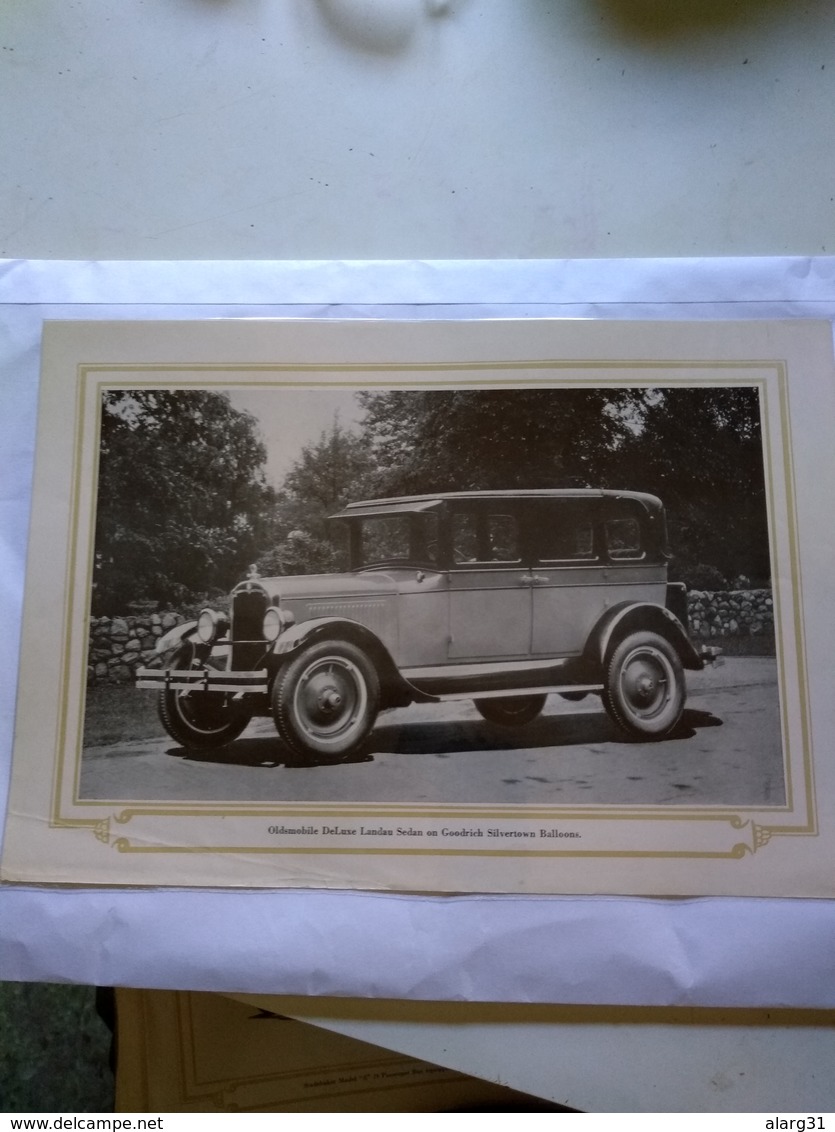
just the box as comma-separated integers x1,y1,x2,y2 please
1,256,834,1005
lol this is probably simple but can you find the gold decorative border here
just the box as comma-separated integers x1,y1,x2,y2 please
52,357,815,863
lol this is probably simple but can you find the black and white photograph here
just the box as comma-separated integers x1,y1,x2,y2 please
80,381,782,811
2,316,830,895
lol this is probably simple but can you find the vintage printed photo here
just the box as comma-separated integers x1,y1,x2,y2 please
2,318,833,894
81,383,779,810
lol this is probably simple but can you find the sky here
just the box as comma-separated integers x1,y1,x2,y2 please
226,387,364,488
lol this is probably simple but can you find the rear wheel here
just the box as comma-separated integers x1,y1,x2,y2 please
158,644,252,750
602,631,685,739
272,640,380,762
474,695,547,727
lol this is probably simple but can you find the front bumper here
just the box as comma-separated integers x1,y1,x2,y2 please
136,667,268,694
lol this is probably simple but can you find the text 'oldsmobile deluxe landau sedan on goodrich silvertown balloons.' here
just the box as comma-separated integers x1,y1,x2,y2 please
136,489,721,763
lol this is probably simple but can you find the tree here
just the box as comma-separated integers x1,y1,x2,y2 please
93,390,274,613
255,421,375,576
357,387,634,495
608,386,770,585
356,385,770,585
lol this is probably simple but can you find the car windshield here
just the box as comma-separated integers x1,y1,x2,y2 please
354,513,440,569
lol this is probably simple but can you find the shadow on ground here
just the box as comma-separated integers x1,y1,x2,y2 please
166,705,723,769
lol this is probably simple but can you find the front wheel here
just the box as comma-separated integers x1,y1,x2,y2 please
158,644,253,750
272,640,380,762
602,631,685,739
474,695,547,727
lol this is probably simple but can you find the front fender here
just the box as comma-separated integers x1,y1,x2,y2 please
155,619,199,655
273,617,409,703
587,602,703,671
272,616,358,656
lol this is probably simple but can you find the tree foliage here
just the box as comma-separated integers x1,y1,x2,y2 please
96,381,771,604
93,390,274,613
357,388,636,494
607,386,769,585
255,421,375,576
352,384,769,586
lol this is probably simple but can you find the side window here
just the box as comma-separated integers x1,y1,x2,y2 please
539,506,596,562
485,514,520,562
359,516,411,565
606,516,643,560
451,513,479,562
415,513,440,566
451,512,520,565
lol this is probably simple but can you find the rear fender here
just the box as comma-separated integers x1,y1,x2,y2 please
587,602,703,671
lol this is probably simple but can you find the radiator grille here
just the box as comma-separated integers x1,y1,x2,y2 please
231,587,269,671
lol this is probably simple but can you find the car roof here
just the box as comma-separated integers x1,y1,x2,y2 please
331,489,663,520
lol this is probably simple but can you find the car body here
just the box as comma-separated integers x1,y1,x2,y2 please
137,489,719,761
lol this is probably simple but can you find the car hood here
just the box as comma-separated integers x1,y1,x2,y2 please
236,570,402,604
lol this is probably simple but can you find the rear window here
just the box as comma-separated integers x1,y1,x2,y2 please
605,516,643,560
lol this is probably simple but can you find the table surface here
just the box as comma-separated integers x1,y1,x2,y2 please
2,0,835,262
232,996,835,1113
4,0,835,1113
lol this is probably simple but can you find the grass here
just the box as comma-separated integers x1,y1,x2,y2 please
83,687,164,748
0,982,114,1112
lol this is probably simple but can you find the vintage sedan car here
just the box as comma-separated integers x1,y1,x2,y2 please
137,489,719,761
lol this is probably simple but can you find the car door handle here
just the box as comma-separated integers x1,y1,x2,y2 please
519,573,549,584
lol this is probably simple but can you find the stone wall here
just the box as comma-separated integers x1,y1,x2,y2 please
88,612,186,686
686,588,773,640
88,588,774,685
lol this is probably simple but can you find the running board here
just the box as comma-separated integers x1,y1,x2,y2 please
402,657,584,697
429,683,603,703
